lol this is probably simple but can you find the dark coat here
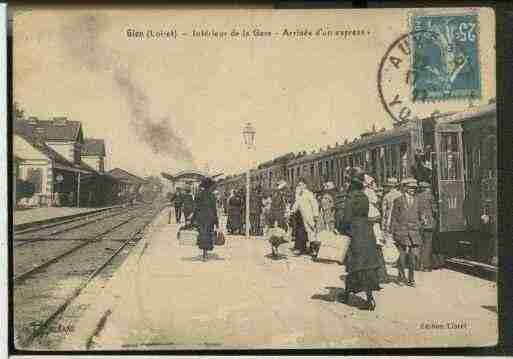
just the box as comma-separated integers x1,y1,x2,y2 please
269,190,288,229
391,194,422,246
182,193,195,213
342,190,380,273
417,189,437,230
250,191,263,215
173,192,183,208
193,190,219,251
227,195,243,230
333,190,347,233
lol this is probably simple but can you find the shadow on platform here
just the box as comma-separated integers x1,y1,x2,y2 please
181,253,226,262
264,253,288,261
311,286,376,310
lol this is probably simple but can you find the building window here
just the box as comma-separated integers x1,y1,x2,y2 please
26,168,43,193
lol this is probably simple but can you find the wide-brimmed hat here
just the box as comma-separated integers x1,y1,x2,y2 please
384,177,399,187
350,167,365,184
277,180,287,189
401,177,418,187
323,181,335,191
200,177,216,189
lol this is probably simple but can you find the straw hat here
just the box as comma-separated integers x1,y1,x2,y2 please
323,181,335,191
385,177,399,187
277,180,287,190
401,177,418,187
419,181,431,188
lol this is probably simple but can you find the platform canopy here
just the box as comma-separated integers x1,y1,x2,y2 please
161,170,223,182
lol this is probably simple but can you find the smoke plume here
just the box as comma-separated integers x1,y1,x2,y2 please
61,14,195,166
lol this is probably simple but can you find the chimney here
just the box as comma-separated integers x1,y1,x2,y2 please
335,142,339,147
53,116,68,126
327,145,331,150
344,139,349,145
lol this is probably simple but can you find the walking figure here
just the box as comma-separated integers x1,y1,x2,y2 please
391,178,422,287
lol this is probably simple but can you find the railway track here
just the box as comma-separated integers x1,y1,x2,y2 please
14,205,142,245
13,205,146,279
13,202,164,349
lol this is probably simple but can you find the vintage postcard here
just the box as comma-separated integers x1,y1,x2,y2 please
11,6,497,351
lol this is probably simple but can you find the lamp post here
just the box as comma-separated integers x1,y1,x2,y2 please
242,122,256,238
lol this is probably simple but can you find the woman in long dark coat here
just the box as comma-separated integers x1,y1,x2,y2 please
193,178,219,261
341,170,381,311
227,189,243,235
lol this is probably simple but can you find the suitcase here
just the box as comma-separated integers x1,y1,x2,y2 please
382,241,400,264
316,231,351,262
177,229,198,246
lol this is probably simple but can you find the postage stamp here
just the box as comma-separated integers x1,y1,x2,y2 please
410,13,481,102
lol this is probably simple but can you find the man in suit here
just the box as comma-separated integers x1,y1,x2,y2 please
173,188,184,224
249,185,263,236
391,178,422,287
182,187,195,224
417,181,437,271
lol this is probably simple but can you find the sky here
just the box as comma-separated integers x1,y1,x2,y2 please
13,7,496,179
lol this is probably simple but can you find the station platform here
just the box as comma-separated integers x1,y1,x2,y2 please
61,210,498,350
14,206,119,229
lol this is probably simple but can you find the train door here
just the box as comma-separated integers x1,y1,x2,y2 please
434,123,466,232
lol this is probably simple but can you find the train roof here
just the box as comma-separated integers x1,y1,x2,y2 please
257,152,295,169
287,124,413,166
439,103,496,125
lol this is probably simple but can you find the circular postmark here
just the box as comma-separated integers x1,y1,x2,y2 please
378,30,474,125
378,31,428,125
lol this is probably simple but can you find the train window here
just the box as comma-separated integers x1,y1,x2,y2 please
439,133,462,180
310,164,314,178
391,144,400,179
330,160,334,179
400,143,408,179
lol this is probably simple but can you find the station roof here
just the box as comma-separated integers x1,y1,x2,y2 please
82,138,106,157
109,168,148,184
15,117,83,143
14,132,94,174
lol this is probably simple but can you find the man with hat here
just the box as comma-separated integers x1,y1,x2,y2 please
172,188,184,224
381,178,401,238
391,177,423,286
249,184,263,236
269,180,289,232
181,187,195,224
417,181,437,271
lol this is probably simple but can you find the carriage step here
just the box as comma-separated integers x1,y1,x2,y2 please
446,257,497,281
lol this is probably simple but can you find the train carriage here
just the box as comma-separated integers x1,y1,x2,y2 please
222,103,496,266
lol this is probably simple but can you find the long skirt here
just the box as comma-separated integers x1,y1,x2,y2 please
376,245,388,283
197,223,215,251
227,210,242,233
294,212,308,253
345,268,381,294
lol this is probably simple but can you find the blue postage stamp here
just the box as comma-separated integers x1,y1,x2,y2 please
411,13,480,102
